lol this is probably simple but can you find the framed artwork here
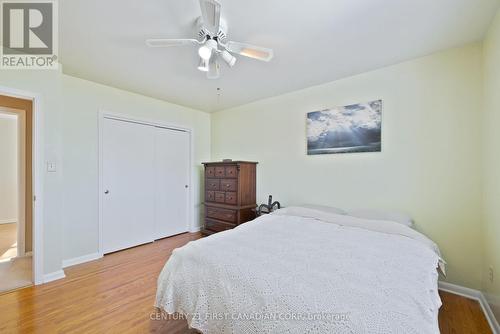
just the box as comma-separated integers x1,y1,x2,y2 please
307,100,382,155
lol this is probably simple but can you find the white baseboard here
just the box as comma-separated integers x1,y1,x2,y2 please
62,252,102,268
43,270,66,283
439,281,500,334
438,281,482,299
0,219,16,225
189,226,202,233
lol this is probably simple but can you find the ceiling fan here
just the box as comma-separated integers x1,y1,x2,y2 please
146,0,274,79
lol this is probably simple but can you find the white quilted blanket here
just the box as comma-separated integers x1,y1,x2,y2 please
155,207,442,333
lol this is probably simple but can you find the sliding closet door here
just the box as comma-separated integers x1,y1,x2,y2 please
102,118,156,254
154,127,190,239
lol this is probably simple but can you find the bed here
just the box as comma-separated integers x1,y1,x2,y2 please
155,206,444,333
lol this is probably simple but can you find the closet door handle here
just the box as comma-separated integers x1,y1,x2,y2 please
104,190,109,194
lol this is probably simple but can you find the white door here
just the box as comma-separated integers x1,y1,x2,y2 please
102,118,156,254
154,127,190,239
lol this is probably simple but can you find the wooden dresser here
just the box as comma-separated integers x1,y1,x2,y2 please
202,161,257,236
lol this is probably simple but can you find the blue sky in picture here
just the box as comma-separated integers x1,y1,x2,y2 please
307,100,382,155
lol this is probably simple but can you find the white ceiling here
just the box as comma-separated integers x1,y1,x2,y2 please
60,0,500,112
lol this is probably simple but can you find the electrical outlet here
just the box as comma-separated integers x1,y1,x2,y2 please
489,266,494,283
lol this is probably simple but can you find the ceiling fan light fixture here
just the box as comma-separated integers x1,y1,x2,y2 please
197,58,209,72
145,0,275,79
198,39,217,60
221,50,236,67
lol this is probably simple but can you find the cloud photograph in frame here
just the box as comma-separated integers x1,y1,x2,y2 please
307,100,382,155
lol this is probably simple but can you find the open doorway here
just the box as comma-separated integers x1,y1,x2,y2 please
0,95,33,293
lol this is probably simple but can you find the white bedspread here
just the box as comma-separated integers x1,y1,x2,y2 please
155,207,443,333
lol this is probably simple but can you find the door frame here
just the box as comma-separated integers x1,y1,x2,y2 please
0,86,44,285
16,109,26,258
98,110,194,257
0,108,25,258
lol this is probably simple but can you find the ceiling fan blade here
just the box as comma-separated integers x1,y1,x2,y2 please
199,0,221,36
226,41,274,62
145,39,199,47
207,57,220,79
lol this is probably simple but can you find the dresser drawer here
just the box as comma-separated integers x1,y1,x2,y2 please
220,179,237,192
225,166,238,178
206,206,237,223
206,191,215,202
206,179,220,191
205,167,216,178
215,166,225,178
205,219,235,232
215,191,225,203
225,192,237,205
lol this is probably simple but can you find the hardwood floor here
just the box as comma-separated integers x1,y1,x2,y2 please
0,232,199,334
0,223,32,293
0,223,17,260
0,232,492,333
439,291,492,333
0,256,32,293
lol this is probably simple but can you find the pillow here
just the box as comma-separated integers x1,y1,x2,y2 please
346,208,413,227
299,204,347,215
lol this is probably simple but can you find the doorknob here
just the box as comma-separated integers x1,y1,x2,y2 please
104,190,109,194
185,185,188,188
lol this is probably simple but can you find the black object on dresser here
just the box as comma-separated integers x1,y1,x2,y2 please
202,161,258,236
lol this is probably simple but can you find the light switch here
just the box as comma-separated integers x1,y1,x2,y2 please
47,162,57,172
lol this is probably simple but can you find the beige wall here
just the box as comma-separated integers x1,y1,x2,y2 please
60,75,211,261
212,44,484,289
0,69,211,276
0,70,63,275
482,9,500,321
0,114,18,223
